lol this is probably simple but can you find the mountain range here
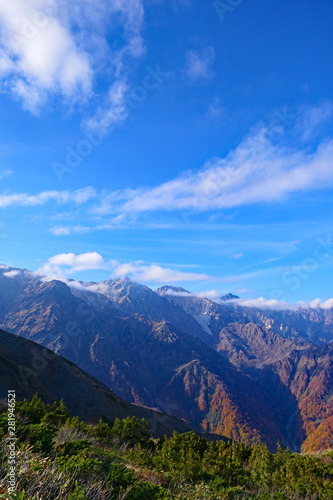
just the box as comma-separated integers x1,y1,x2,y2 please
0,265,332,452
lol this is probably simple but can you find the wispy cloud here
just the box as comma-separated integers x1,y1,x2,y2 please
295,101,333,141
5,105,333,229
231,253,244,259
163,288,222,299
50,225,91,236
185,47,215,81
235,288,254,295
85,79,129,132
164,287,333,311
90,121,333,215
0,187,96,208
221,296,333,311
0,169,12,180
217,265,293,284
3,269,19,278
206,97,225,120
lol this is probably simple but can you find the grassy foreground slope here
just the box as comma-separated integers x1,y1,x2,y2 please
0,396,333,500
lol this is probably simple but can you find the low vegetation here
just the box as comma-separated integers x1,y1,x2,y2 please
0,395,333,499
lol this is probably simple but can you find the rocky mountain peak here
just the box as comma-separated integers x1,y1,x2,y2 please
220,293,240,301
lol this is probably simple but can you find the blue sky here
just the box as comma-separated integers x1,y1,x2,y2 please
0,0,333,305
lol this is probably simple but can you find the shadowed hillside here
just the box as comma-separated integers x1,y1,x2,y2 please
0,328,195,438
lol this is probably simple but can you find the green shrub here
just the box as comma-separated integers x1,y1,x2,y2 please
126,444,154,468
56,439,92,456
154,431,208,480
17,423,56,453
55,452,102,476
68,481,87,500
108,461,137,489
111,416,152,448
91,418,112,441
17,394,46,424
121,480,169,500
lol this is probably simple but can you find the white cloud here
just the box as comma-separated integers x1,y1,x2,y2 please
114,262,211,283
3,270,20,278
0,0,92,112
0,0,145,122
37,251,106,277
0,187,96,208
319,298,333,310
185,47,215,81
71,187,96,204
50,252,103,270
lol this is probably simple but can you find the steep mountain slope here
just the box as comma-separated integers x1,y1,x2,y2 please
271,343,333,452
0,328,194,437
217,322,310,369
